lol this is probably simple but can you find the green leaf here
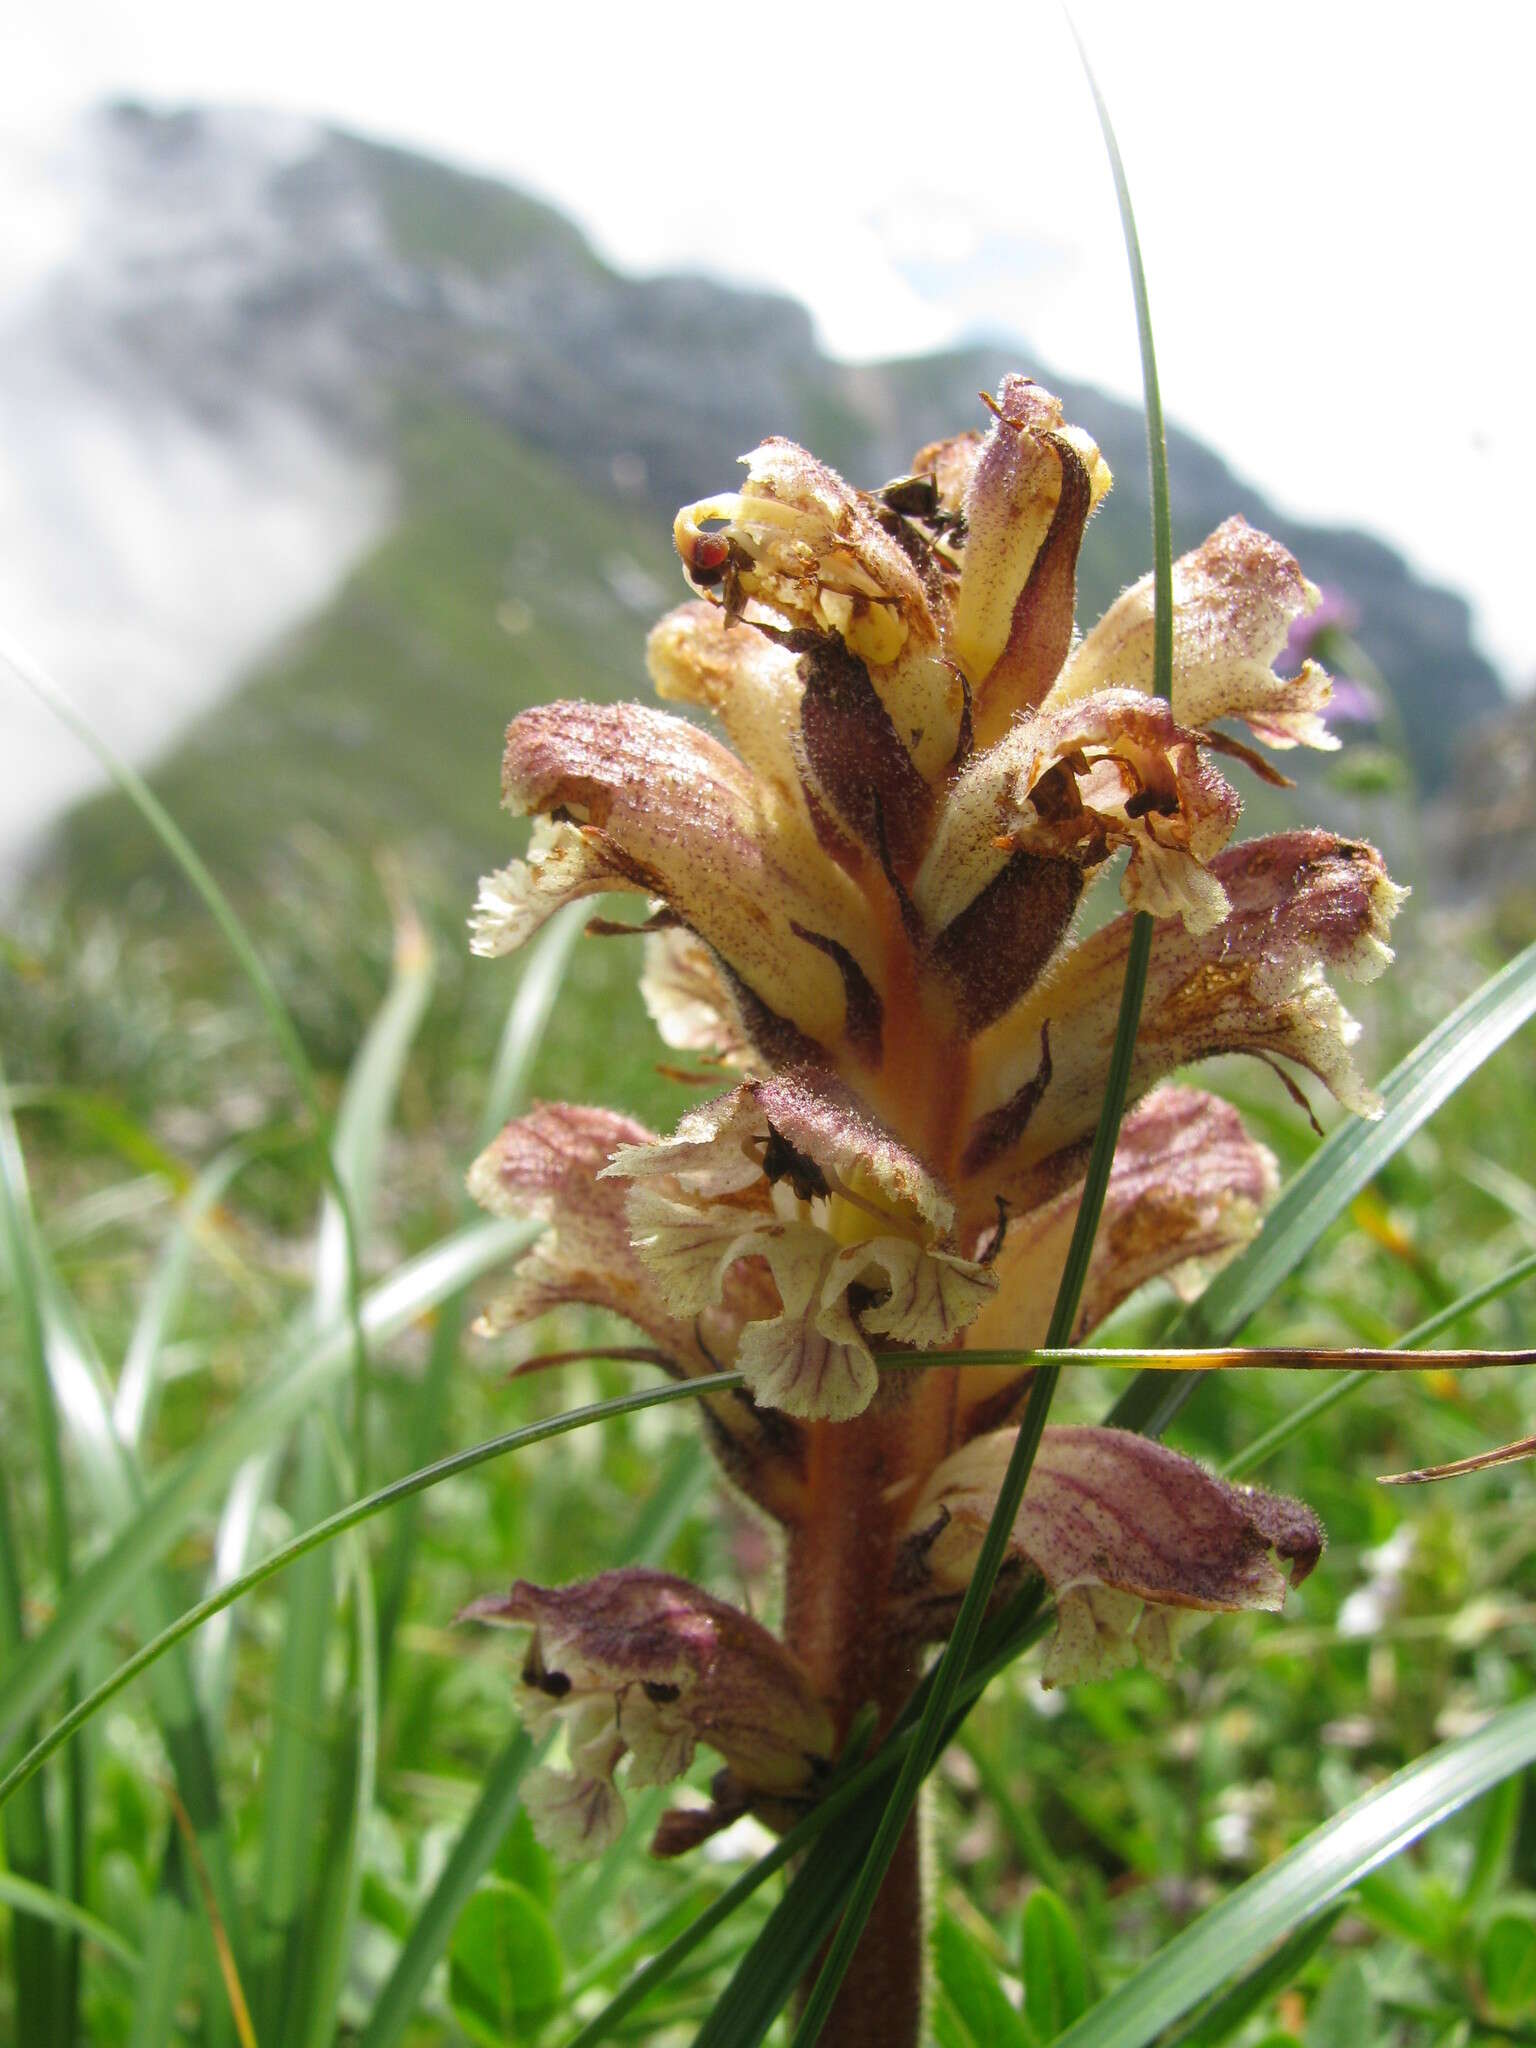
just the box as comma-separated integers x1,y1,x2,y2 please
933,1914,1033,2048
1021,1889,1090,2042
1481,1911,1536,2017
495,1808,555,1910
1304,1956,1371,2048
449,1880,563,2044
1049,1695,1536,2048
1465,1777,1524,1915
1355,1867,1450,1954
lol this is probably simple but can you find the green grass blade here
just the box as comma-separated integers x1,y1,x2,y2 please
253,1434,338,2044
565,1604,1056,2048
197,1449,279,1721
480,897,588,1144
3,1078,253,1991
115,1141,256,1448
1171,1902,1345,2047
1,1051,85,2038
253,905,433,2039
1107,939,1536,1436
355,1734,536,2048
1049,1695,1536,2048
313,899,435,1330
293,1461,381,2048
788,34,1171,2042
126,1835,194,2048
0,1869,144,1974
376,901,585,1677
1223,1248,1536,1481
0,1457,60,2041
0,1216,536,1751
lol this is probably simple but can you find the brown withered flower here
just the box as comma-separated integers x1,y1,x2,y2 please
465,377,1403,2042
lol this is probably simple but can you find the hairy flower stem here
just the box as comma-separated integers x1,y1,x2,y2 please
783,1379,955,2046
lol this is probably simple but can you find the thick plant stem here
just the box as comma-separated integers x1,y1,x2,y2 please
782,1402,934,2048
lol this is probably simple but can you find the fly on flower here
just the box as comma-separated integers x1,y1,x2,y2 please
464,377,1404,2042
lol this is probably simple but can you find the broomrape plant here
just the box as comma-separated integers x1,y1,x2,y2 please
463,375,1410,2039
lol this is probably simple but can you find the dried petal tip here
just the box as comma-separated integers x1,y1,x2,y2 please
1051,517,1340,754
898,1425,1322,1687
466,1569,834,1859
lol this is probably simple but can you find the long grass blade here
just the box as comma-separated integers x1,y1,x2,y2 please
253,895,433,2041
293,1461,381,2048
2,1066,253,1998
0,1050,84,2037
1049,1695,1536,2048
0,1215,537,1751
375,900,585,1678
480,897,588,1144
1224,1249,1536,1481
0,1869,144,1974
114,1141,257,1447
786,28,1171,2043
0,1457,60,2041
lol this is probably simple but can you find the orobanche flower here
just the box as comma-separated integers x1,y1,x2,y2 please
464,376,1399,2033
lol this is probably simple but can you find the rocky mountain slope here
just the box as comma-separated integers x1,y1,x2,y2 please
11,100,1504,914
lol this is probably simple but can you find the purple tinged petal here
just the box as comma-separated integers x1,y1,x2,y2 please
467,1568,835,1857
968,831,1407,1198
900,1425,1322,1685
1050,517,1338,751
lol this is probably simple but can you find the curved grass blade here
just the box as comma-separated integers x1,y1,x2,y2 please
114,1140,259,1447
0,1215,537,1751
313,891,435,1331
2,1069,252,1990
787,25,1171,2042
1049,1694,1536,2048
0,1869,144,1974
1108,939,1536,1437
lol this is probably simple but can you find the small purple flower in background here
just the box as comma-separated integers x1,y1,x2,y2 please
1279,585,1382,725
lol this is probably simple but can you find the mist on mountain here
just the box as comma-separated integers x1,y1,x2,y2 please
1,101,1505,902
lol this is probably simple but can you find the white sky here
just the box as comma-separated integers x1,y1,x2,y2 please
6,0,1536,689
